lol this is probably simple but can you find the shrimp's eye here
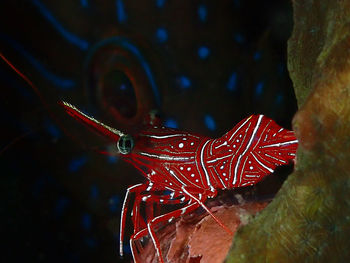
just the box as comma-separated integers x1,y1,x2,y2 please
117,134,134,154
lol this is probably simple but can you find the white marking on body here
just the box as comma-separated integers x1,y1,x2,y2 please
139,152,193,161
180,166,184,170
179,143,184,148
249,166,253,170
207,154,232,163
191,174,195,177
200,140,215,192
167,168,187,186
142,195,151,201
214,141,228,149
217,174,227,189
143,134,186,139
264,153,287,163
251,153,273,172
146,182,153,191
246,174,259,178
260,139,298,148
191,142,194,146
233,115,263,185
187,167,191,171
228,116,252,141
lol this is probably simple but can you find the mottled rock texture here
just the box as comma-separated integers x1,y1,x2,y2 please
226,0,350,262
138,202,268,263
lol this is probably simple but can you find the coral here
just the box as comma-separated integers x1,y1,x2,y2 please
226,0,350,262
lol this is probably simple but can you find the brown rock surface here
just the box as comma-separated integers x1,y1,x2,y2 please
226,0,350,262
138,201,268,263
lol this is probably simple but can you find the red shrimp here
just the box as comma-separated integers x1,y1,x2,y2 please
60,101,298,263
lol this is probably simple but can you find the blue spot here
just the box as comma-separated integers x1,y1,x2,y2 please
69,155,88,173
80,0,88,8
198,5,207,22
204,114,216,131
155,27,168,43
255,82,264,97
116,0,127,23
90,185,99,200
120,84,127,90
164,118,178,129
85,237,97,248
31,0,89,50
227,72,237,91
156,0,166,8
82,213,92,230
275,94,284,104
0,34,75,89
177,76,191,89
108,155,118,163
44,119,61,139
109,195,121,213
234,33,245,44
254,51,262,61
55,197,70,217
198,46,210,59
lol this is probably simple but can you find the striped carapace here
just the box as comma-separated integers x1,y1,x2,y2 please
61,101,298,263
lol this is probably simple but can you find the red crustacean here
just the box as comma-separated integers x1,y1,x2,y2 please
60,101,298,263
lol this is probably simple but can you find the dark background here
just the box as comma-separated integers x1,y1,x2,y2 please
0,0,296,262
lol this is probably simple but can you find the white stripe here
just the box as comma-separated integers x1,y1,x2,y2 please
140,133,200,139
214,141,227,149
245,174,259,178
139,152,193,161
228,116,252,141
251,153,273,173
233,115,263,185
264,153,287,163
200,140,215,192
207,154,233,163
260,139,298,148
167,168,187,187
141,133,187,139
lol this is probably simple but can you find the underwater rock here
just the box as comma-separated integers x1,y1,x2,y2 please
138,202,268,263
226,0,350,262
